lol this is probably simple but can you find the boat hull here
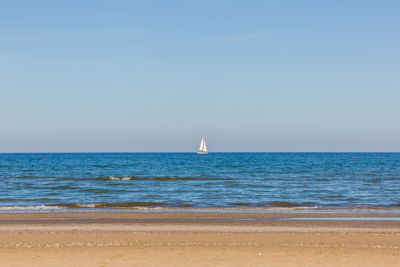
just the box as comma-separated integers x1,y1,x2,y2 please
197,151,208,154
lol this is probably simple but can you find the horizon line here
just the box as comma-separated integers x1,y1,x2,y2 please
0,151,399,154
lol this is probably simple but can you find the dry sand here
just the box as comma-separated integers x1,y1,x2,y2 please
0,212,399,266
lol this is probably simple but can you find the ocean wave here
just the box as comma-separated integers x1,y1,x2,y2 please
0,198,60,202
0,205,61,210
0,198,17,202
97,176,232,181
265,201,307,208
11,202,317,210
0,204,293,211
108,176,134,181
230,201,316,208
2,203,400,212
2,176,231,182
56,202,177,208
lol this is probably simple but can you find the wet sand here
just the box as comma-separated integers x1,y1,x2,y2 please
0,212,399,266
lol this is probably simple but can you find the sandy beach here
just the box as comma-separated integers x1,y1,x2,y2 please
0,211,399,266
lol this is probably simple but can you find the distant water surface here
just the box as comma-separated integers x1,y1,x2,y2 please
0,153,399,211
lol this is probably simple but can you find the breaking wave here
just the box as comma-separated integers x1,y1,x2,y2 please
96,176,233,181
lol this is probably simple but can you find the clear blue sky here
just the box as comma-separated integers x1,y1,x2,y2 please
1,0,399,152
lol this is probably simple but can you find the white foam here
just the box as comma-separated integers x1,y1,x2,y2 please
109,176,131,181
76,203,96,208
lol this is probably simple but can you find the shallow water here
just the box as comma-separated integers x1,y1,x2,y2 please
0,153,399,210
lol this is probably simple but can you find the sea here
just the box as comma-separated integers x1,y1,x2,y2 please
0,153,399,212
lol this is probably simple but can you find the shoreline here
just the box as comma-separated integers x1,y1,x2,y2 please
1,211,399,266
1,211,400,232
1,205,400,213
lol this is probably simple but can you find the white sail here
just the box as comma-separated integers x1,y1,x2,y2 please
198,137,208,154
199,138,204,151
202,139,207,152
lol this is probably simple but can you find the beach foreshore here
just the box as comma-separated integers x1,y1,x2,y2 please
0,212,399,266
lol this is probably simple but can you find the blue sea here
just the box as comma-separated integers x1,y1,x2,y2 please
0,153,399,211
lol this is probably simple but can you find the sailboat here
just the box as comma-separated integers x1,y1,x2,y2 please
197,137,208,154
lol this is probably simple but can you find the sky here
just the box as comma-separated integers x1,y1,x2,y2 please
1,0,399,152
